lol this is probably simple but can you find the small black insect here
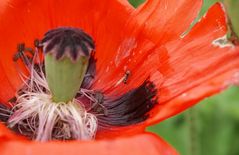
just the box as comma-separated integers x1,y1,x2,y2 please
123,70,131,84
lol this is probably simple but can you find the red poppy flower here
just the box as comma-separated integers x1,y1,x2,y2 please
0,0,239,154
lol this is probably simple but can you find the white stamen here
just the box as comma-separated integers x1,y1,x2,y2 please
8,49,98,141
0,107,13,114
0,113,11,117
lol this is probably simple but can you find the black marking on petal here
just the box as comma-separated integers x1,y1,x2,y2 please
93,80,158,127
42,27,95,61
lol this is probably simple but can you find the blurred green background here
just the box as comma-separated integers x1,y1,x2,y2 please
128,0,239,155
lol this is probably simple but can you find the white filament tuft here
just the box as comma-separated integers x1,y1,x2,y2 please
8,48,97,141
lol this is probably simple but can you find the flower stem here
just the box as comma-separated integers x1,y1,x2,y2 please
186,107,200,155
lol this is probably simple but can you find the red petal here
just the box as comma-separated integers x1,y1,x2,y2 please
147,3,239,124
149,69,239,124
0,0,51,103
93,0,203,94
0,124,178,155
0,63,16,104
93,39,164,96
131,0,202,44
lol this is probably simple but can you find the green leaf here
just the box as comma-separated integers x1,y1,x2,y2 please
128,0,145,8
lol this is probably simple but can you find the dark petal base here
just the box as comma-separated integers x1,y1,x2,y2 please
91,80,158,128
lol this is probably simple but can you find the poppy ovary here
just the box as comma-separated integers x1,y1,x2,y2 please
42,27,95,103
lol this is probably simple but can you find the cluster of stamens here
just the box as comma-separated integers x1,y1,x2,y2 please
10,46,97,141
0,27,158,141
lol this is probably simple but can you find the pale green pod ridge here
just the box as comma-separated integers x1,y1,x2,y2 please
45,54,89,103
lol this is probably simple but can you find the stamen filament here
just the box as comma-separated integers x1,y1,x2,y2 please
8,47,98,141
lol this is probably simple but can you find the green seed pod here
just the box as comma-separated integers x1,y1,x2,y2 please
45,54,89,102
42,27,95,103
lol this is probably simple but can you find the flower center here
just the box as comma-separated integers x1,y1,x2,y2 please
42,27,95,103
0,27,158,141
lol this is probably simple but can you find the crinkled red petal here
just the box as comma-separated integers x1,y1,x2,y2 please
147,3,239,125
132,0,203,44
